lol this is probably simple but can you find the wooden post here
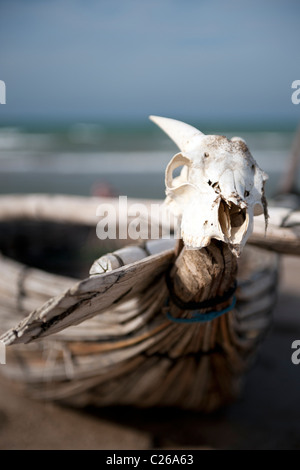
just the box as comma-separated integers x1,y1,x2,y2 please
169,240,237,311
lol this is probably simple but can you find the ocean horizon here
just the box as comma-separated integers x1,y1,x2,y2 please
0,122,298,199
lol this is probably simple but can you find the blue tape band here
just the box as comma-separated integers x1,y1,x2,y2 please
166,295,236,324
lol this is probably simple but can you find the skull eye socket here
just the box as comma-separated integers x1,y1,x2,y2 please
170,164,189,186
165,153,192,190
172,164,187,179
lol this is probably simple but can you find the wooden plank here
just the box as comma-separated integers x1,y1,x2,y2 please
0,248,174,345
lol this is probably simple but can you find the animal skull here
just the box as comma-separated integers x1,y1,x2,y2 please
150,116,268,256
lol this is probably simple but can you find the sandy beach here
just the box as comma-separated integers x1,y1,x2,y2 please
0,254,299,450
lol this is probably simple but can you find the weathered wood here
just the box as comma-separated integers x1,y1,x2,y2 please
90,240,175,275
0,246,174,345
250,207,300,255
171,242,237,304
0,238,278,411
0,194,156,226
0,191,279,411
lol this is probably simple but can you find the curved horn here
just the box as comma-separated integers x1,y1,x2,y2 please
149,115,204,152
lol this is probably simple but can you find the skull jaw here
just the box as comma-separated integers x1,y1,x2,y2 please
170,195,253,257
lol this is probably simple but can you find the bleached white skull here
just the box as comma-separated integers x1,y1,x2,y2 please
150,116,268,256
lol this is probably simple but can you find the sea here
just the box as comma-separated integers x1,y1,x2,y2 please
0,121,298,200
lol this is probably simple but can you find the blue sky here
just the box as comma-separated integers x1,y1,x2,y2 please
0,0,299,124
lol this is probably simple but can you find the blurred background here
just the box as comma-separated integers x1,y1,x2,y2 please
0,0,299,199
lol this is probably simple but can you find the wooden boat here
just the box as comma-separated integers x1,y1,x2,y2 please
0,117,299,412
